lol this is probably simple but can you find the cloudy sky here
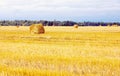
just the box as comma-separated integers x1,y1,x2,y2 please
0,0,120,22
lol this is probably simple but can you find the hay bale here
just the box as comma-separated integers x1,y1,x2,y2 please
30,24,45,34
16,25,19,28
107,24,111,27
99,25,102,27
74,24,79,28
112,24,118,27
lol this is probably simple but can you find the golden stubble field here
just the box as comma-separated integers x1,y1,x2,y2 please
0,26,120,76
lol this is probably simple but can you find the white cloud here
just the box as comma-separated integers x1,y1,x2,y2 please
1,0,120,9
0,0,120,21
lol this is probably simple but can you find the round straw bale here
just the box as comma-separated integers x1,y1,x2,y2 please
16,25,19,28
74,24,79,28
30,24,45,34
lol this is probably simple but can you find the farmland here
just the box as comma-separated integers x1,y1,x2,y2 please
0,26,120,76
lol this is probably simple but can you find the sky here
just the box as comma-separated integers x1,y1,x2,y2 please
0,0,120,22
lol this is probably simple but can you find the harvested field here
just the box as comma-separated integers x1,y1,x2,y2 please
0,26,120,76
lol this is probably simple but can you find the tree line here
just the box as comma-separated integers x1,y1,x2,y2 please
0,20,120,26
